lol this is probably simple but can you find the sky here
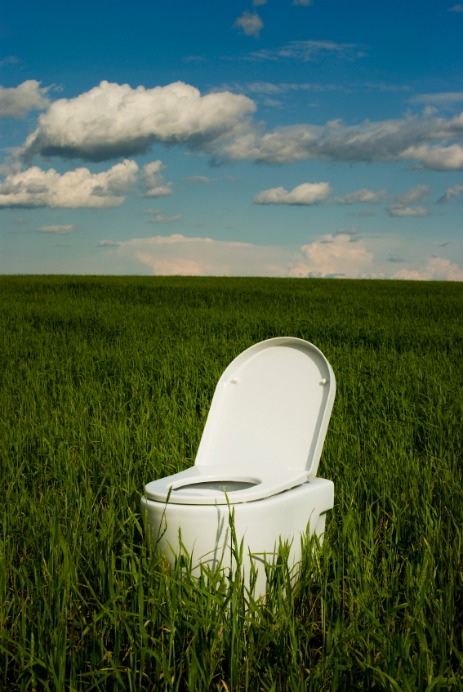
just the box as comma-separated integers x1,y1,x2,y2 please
1,0,463,279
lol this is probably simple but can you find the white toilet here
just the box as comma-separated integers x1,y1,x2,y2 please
141,337,336,597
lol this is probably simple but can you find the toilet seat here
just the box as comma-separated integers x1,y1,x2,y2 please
144,466,308,505
144,337,335,507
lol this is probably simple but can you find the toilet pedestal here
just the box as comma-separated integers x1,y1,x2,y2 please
142,477,334,597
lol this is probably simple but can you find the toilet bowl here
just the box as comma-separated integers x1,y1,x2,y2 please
141,337,336,597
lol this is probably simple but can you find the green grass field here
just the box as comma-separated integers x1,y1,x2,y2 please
1,276,462,690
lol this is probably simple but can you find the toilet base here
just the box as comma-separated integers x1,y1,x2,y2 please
141,477,334,598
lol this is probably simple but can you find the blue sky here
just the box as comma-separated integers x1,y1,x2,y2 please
1,0,463,278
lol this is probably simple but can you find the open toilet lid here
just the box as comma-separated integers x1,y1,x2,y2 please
195,337,336,479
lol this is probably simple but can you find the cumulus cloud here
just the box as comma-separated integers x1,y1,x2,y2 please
98,232,463,281
254,182,331,205
289,233,373,278
449,112,463,130
224,112,463,170
11,80,463,172
0,80,50,118
113,234,292,276
17,80,256,162
234,12,263,38
225,125,317,163
385,185,431,216
335,188,387,204
0,159,138,208
400,144,463,170
38,224,76,234
439,183,463,203
393,257,463,281
142,160,172,197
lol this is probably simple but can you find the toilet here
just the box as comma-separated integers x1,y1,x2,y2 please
141,337,336,597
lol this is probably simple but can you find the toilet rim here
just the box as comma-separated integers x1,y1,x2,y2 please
144,467,309,505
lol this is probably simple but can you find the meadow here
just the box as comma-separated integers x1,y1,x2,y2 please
0,275,462,690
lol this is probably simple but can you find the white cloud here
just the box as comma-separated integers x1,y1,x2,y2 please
439,183,463,203
94,232,463,281
18,81,256,161
289,233,373,278
449,4,463,11
113,234,292,276
387,205,430,217
234,11,263,38
293,0,313,5
335,188,387,204
142,160,172,197
385,185,431,216
0,159,138,208
0,80,50,119
38,224,76,234
12,80,463,172
449,112,463,131
224,113,463,169
393,257,463,281
254,182,331,205
400,144,463,170
132,232,369,280
226,125,318,163
253,0,267,5
396,184,431,205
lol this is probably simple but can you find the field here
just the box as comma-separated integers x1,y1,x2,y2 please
1,275,462,690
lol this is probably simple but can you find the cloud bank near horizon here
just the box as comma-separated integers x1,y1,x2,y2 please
101,232,463,282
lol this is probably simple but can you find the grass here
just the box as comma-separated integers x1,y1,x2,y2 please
0,275,462,690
